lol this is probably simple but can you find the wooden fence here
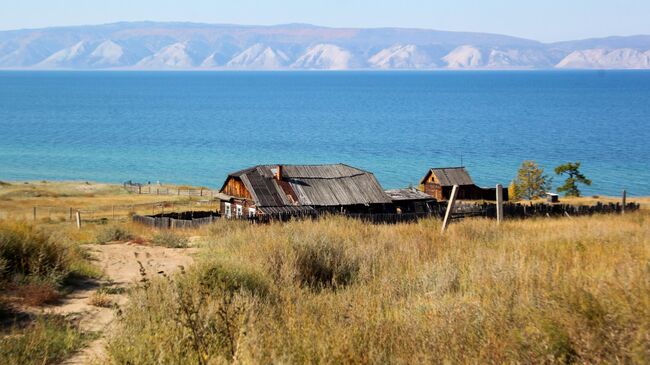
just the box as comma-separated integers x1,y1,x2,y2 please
133,212,220,229
452,201,640,219
123,181,219,198
24,199,217,224
130,200,640,229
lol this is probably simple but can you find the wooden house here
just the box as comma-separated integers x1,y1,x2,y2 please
419,167,508,201
385,187,436,214
219,164,393,219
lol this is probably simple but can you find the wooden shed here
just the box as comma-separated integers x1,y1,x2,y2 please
219,163,392,219
385,187,436,214
418,167,508,201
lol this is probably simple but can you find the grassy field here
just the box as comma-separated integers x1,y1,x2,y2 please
0,180,216,222
108,213,649,364
1,182,648,364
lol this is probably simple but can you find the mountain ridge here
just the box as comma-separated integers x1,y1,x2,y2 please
1,22,649,70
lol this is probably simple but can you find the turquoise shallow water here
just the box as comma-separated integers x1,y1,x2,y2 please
0,71,649,195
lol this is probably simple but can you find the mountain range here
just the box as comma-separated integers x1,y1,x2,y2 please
1,22,649,70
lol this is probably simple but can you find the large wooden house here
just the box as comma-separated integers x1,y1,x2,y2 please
219,164,393,219
419,167,508,201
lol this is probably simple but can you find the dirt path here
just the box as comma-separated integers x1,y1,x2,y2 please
48,243,197,365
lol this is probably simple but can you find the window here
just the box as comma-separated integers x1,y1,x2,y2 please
248,207,256,218
224,203,231,219
236,204,243,218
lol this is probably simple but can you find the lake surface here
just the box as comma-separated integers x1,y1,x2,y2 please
1,71,649,195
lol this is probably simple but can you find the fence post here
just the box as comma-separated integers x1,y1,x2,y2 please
496,184,504,224
112,205,115,221
33,206,36,221
138,185,141,194
69,207,73,221
622,190,627,214
441,185,459,233
75,211,81,229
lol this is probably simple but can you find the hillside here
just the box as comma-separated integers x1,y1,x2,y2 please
1,22,650,70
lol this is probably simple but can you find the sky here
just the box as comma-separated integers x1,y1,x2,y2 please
1,0,649,42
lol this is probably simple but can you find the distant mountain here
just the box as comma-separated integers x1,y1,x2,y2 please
0,22,649,70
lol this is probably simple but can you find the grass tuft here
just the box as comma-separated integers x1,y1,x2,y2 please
95,225,133,244
151,231,188,248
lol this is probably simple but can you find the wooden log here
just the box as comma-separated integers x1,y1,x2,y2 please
441,185,459,233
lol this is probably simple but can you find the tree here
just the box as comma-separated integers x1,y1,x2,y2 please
554,162,591,197
512,160,552,200
508,180,520,201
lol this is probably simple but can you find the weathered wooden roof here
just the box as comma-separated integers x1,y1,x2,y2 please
258,206,317,215
238,166,291,207
420,167,475,187
385,188,434,201
224,164,391,207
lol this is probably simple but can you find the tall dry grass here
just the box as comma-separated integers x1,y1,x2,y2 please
107,212,650,364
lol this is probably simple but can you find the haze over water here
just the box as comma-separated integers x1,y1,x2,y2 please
1,71,649,196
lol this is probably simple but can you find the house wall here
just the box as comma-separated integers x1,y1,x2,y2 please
220,198,258,219
222,177,252,199
423,182,444,200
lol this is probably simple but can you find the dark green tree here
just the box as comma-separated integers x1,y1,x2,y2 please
512,160,552,200
554,162,591,197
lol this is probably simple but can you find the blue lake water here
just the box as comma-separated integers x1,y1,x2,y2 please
1,71,649,195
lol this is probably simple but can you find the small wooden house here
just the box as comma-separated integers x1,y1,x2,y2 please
219,164,393,219
419,167,508,201
385,188,436,214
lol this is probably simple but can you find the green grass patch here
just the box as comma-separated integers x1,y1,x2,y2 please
0,315,91,365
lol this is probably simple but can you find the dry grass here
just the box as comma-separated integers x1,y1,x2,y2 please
107,211,650,364
0,181,211,221
88,291,113,308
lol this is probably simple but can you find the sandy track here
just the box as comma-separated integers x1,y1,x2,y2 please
54,243,197,365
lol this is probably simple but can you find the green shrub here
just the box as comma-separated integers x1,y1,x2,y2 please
199,261,269,297
151,231,188,248
0,315,88,365
292,237,359,290
95,225,132,244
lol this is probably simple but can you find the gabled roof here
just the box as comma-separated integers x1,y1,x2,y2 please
222,163,392,207
419,167,475,186
385,188,434,201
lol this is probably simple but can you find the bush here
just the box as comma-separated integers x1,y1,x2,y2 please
0,221,100,307
95,225,132,244
88,291,112,308
0,221,69,285
151,231,188,248
292,237,359,290
14,282,62,306
198,261,269,297
0,315,88,365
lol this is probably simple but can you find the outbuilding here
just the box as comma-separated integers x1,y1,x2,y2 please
418,167,508,201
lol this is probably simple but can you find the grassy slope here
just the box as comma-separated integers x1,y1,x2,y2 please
108,213,650,364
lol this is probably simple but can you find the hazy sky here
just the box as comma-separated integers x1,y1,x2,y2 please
2,0,649,42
